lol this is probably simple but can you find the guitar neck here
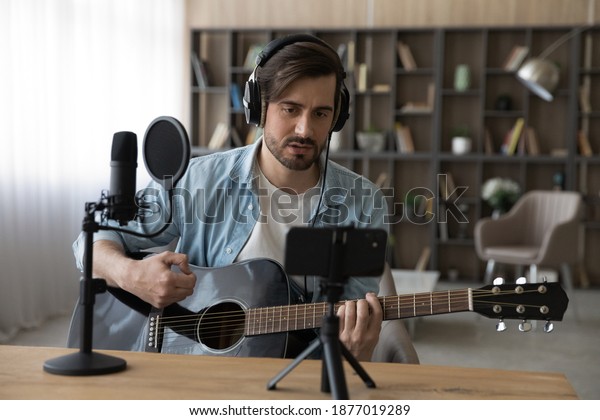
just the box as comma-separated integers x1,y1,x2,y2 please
245,289,472,336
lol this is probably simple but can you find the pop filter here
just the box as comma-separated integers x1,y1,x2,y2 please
143,116,190,190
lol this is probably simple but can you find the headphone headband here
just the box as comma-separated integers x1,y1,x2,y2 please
256,34,338,68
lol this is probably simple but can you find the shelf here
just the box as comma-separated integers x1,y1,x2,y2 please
190,26,600,286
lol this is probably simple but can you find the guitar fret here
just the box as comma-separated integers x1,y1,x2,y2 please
430,292,433,315
277,306,282,333
268,306,273,334
294,305,298,331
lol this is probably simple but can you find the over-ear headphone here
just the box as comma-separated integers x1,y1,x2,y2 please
243,34,350,133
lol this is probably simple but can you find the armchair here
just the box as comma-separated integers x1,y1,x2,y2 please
474,190,582,291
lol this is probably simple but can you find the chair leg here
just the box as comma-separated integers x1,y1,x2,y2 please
560,263,574,292
560,263,579,320
484,260,496,283
529,264,537,283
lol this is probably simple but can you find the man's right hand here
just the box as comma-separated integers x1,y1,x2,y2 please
93,240,196,309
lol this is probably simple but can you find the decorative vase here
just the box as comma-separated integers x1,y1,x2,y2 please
454,64,471,91
451,136,472,155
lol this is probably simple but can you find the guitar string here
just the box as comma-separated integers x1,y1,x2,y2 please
152,288,538,325
151,289,550,345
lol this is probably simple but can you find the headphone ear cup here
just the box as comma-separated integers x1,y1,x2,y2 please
331,83,350,133
243,77,262,126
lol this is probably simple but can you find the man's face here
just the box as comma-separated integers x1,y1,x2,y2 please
262,74,336,171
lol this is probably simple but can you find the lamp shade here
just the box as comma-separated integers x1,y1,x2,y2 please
516,58,560,102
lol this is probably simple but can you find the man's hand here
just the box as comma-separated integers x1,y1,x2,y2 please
122,251,197,308
93,240,196,309
337,292,383,361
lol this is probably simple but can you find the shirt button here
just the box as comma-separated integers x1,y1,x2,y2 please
247,204,253,211
225,247,232,254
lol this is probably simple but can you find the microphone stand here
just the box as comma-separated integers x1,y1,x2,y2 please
267,227,376,399
43,200,127,375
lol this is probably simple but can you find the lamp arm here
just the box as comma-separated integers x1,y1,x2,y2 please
539,26,589,59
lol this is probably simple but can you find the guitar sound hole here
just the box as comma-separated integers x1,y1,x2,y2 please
197,301,245,351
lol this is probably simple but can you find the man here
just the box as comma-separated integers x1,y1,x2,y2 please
74,34,411,362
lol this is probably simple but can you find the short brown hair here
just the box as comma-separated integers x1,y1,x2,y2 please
256,41,345,125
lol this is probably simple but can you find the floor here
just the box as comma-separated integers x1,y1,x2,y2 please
5,283,599,400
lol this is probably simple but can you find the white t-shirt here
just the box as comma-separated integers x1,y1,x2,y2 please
235,162,321,297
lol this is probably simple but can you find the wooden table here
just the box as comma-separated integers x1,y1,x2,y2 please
0,345,577,400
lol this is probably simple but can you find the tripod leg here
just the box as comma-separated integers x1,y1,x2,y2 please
267,337,321,390
339,342,376,388
321,330,349,399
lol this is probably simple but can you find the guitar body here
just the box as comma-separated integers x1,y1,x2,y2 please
67,259,295,358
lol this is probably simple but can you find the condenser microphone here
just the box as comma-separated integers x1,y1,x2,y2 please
107,131,138,225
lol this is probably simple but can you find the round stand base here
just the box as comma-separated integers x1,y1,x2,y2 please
43,351,127,376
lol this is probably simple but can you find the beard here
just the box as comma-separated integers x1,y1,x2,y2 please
263,133,324,171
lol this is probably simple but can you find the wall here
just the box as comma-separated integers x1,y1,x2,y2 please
186,0,599,28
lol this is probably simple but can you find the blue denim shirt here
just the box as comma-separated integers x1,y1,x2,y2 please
73,139,389,301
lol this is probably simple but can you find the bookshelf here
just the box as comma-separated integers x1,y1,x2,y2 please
189,26,600,286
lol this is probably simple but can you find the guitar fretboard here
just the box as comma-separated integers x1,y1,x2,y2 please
245,289,472,336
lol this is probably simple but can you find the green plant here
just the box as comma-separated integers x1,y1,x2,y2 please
451,124,470,138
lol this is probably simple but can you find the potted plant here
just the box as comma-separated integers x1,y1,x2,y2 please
481,177,521,217
356,126,385,153
451,125,472,155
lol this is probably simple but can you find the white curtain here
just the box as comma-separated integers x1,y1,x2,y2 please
0,0,185,342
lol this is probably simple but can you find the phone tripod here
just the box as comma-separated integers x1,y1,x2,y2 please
268,226,380,399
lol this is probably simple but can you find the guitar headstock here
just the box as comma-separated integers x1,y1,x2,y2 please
472,279,569,332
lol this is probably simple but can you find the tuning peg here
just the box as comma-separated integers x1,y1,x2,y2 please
496,319,507,332
516,276,527,285
518,320,532,332
493,277,504,285
544,321,554,333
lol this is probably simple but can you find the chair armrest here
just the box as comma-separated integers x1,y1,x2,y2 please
474,212,524,257
371,320,420,364
537,219,582,266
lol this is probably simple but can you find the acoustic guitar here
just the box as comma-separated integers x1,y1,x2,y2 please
67,258,569,358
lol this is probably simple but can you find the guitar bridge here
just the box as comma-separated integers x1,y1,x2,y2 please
146,306,164,353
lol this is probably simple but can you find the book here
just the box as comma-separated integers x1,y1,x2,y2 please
438,172,456,201
578,131,593,156
208,122,230,150
395,122,415,153
505,117,525,155
374,172,389,189
191,51,207,88
346,40,355,71
438,204,449,241
372,84,391,93
579,81,592,113
426,82,436,108
244,44,265,69
503,45,529,71
356,63,368,92
415,246,431,271
399,102,432,114
525,127,540,156
336,42,347,68
397,41,417,71
230,84,243,111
